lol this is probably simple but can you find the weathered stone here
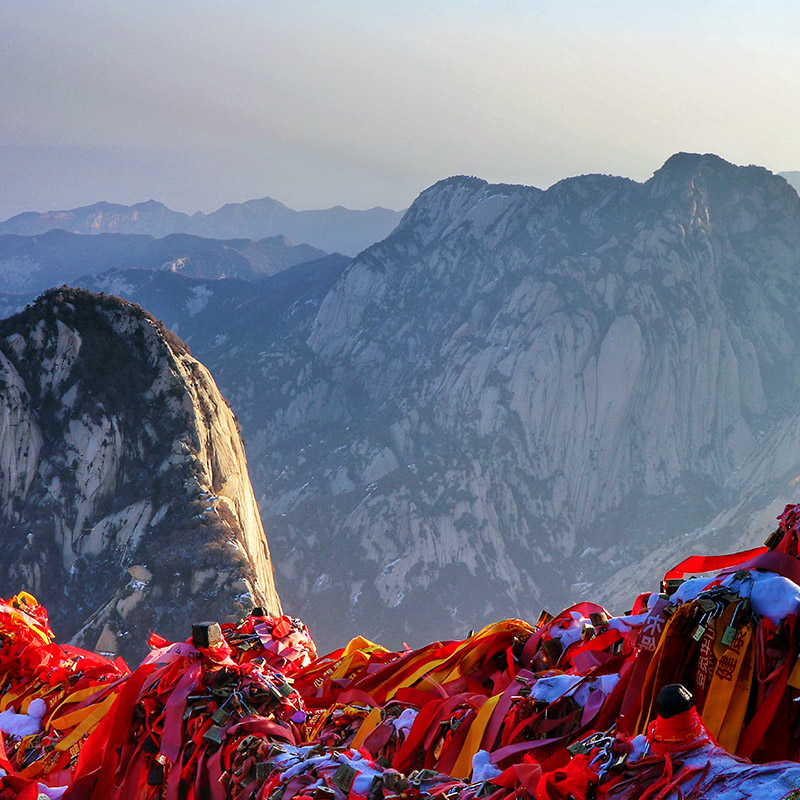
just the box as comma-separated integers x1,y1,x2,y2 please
261,155,800,647
127,565,153,583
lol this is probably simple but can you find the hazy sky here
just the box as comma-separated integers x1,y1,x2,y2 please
1,1,799,219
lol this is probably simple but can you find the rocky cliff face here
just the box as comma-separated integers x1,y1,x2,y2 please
257,154,800,646
0,288,281,662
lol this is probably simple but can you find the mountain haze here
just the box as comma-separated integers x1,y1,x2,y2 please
0,200,189,239
0,197,404,256
2,154,799,653
0,229,332,294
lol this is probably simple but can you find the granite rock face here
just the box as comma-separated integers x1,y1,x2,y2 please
258,154,800,646
0,288,281,662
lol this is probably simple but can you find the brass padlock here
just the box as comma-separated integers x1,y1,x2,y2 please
203,724,225,744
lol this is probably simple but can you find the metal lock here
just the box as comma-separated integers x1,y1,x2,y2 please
147,763,164,785
192,621,223,649
366,776,383,800
535,610,554,629
567,740,590,755
383,771,408,793
691,611,710,641
721,625,738,647
697,597,717,613
542,637,563,664
203,724,225,745
332,764,358,794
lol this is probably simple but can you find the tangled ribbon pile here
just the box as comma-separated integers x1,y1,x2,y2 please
7,506,800,797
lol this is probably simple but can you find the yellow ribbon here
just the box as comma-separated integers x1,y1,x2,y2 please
451,694,502,779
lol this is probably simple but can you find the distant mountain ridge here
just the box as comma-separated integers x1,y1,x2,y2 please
0,196,404,256
0,228,338,294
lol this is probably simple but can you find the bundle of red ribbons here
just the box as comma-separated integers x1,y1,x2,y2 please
6,506,800,798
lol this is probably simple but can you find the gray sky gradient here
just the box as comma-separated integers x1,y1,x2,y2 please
1,0,799,219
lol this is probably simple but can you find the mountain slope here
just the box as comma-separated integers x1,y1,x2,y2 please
256,154,800,647
0,288,281,661
780,171,800,196
12,154,800,653
76,258,353,450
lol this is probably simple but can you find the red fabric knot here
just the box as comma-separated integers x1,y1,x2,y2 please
647,707,704,745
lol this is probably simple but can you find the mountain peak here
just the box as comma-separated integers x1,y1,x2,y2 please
131,199,170,210
32,285,190,357
391,176,539,247
645,153,799,234
648,152,778,196
0,288,281,661
660,151,732,171
431,175,490,192
260,233,295,247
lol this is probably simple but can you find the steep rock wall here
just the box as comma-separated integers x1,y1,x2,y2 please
0,288,281,662
270,155,800,646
